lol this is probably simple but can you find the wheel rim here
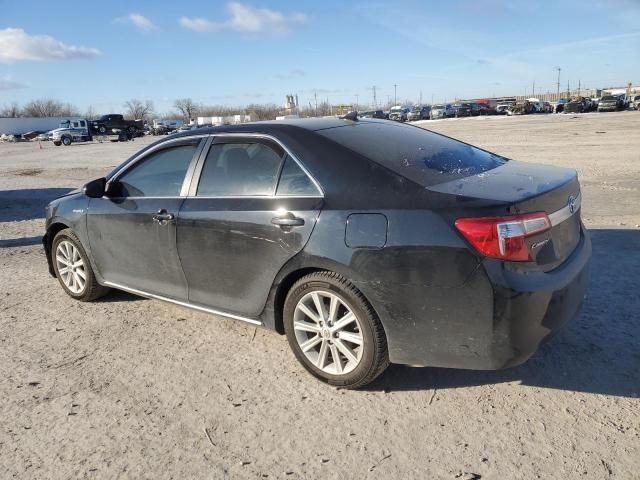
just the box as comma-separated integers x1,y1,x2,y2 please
55,240,86,294
293,290,364,375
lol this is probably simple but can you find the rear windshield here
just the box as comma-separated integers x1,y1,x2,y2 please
317,122,506,186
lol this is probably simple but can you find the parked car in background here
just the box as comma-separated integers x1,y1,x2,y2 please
527,99,545,113
564,97,590,114
360,110,387,119
496,103,513,115
555,99,569,113
431,104,456,119
389,106,410,122
407,105,431,121
543,102,554,113
597,95,625,112
453,103,472,117
43,117,591,389
21,131,41,141
633,95,640,110
476,103,496,115
507,100,533,115
90,114,143,135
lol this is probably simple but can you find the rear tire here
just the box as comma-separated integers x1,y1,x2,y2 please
283,272,389,389
52,229,110,302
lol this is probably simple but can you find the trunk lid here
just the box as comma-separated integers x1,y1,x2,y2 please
429,160,582,271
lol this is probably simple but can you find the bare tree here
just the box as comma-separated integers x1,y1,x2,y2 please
123,99,154,120
0,102,20,117
245,103,279,120
173,98,199,122
84,105,97,120
21,99,79,117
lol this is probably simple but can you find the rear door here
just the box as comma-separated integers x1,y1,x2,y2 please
177,135,323,317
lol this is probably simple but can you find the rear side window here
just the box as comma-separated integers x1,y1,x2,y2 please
276,156,320,196
197,141,284,196
317,122,505,186
116,144,197,197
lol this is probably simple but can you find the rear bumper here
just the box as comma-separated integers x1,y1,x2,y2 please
380,227,591,369
478,227,591,368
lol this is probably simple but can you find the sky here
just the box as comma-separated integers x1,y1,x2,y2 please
1,0,639,113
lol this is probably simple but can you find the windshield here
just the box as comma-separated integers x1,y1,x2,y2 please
433,104,444,109
601,96,616,101
59,121,71,128
317,122,506,187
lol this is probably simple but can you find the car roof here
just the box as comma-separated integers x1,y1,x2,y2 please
169,117,389,139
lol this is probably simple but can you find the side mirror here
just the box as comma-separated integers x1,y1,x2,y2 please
83,177,106,198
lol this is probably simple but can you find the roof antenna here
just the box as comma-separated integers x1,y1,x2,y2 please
341,110,358,121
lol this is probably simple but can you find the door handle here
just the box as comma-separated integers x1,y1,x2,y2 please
271,211,304,228
152,209,175,224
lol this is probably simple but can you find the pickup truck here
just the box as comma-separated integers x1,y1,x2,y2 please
90,114,143,135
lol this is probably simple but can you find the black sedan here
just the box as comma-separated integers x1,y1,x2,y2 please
43,118,591,388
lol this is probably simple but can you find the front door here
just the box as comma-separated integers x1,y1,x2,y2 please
87,138,203,300
177,136,323,317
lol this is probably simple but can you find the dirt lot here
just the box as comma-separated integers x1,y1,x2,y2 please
1,113,639,479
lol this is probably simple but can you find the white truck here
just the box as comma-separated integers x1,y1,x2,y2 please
48,119,127,146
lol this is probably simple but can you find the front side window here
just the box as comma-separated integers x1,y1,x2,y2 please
197,141,284,196
116,144,197,197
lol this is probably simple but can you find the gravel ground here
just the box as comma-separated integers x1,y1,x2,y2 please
1,113,639,479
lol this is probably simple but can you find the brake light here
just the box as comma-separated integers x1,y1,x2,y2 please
454,212,551,261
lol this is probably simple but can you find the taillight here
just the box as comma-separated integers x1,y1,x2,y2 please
454,212,551,261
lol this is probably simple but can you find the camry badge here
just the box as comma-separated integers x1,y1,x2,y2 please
568,195,576,214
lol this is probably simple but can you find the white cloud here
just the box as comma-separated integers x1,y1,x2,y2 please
179,17,221,33
180,2,306,35
115,13,157,32
0,74,26,90
0,28,100,63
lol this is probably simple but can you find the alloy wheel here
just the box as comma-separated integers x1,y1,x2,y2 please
55,240,86,294
293,290,364,375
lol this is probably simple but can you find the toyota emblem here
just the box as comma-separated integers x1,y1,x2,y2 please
568,195,576,214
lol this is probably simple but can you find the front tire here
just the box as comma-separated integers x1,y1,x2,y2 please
52,229,110,301
283,272,389,389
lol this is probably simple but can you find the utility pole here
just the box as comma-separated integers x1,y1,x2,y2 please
393,84,398,105
371,85,377,108
578,80,581,96
314,91,318,117
419,90,423,105
355,94,359,109
532,80,535,97
555,67,561,100
567,80,570,99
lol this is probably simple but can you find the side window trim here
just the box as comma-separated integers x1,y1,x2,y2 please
187,133,324,198
106,137,205,199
